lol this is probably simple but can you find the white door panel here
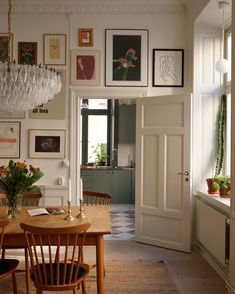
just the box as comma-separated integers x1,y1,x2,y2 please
135,94,192,252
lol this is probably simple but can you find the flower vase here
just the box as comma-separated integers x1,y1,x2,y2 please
6,194,22,219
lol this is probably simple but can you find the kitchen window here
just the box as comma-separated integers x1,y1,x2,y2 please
80,99,112,165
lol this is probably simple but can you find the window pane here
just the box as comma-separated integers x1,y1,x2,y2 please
88,99,108,110
226,31,231,82
88,115,107,163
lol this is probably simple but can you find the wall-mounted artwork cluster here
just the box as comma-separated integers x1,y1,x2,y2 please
72,28,184,88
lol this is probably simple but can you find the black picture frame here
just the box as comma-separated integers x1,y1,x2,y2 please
152,49,184,87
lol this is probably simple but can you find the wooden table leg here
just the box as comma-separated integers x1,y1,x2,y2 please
96,235,104,294
25,248,31,294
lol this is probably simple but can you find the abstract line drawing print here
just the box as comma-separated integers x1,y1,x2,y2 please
159,54,177,82
0,122,20,158
153,49,184,87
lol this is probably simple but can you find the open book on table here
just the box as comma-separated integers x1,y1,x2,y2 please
27,207,66,216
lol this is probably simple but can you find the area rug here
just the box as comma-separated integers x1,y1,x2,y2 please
0,260,180,293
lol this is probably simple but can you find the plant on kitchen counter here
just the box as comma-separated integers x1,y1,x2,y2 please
92,144,109,166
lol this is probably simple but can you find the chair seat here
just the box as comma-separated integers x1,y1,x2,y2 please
31,262,90,286
0,259,19,277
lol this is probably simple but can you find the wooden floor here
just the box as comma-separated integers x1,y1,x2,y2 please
84,240,227,294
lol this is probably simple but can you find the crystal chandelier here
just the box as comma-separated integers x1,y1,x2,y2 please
0,0,62,113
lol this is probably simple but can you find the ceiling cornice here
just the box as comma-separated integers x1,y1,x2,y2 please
0,0,187,14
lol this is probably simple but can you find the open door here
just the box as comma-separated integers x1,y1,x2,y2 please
135,94,192,252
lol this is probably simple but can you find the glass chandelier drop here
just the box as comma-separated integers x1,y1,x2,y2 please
0,0,62,113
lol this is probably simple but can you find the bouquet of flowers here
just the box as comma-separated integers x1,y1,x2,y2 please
0,160,44,217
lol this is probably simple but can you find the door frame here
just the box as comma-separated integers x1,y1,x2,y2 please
69,87,147,205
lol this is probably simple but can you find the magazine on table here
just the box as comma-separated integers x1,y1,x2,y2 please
27,207,66,216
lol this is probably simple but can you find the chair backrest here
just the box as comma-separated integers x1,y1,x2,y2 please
83,190,111,206
20,222,91,289
0,217,9,252
0,193,42,206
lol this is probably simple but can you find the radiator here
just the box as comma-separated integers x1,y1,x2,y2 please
196,199,229,265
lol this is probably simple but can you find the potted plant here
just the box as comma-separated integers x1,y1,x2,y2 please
206,95,227,194
212,175,231,197
93,144,109,166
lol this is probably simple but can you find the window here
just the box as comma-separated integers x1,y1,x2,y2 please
80,99,112,165
224,28,231,175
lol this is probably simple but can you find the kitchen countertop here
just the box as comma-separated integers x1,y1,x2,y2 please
81,165,135,171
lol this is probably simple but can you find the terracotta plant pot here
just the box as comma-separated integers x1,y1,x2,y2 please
206,178,219,195
219,188,230,198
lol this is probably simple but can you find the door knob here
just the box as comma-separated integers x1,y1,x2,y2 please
178,171,189,176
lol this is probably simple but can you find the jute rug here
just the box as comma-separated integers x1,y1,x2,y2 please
0,260,180,293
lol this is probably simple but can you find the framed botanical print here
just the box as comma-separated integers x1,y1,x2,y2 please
0,33,13,62
0,121,21,158
43,34,66,65
71,50,100,86
18,42,37,65
105,29,148,87
29,129,66,159
78,29,93,47
153,49,184,87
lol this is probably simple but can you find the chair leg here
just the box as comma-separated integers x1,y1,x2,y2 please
25,248,31,294
81,280,87,294
73,288,78,294
11,271,18,294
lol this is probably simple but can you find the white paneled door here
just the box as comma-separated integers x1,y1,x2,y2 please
135,94,192,252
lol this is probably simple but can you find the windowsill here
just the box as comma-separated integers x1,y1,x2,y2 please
196,191,231,215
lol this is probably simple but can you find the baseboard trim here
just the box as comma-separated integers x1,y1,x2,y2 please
194,242,230,283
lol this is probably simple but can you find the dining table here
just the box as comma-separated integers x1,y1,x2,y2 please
0,205,112,294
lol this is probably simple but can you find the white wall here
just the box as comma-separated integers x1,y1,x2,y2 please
0,11,188,198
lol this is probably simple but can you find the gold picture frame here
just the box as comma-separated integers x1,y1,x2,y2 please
78,28,93,47
0,33,13,62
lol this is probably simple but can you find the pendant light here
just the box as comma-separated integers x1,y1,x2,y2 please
215,1,230,74
0,0,62,113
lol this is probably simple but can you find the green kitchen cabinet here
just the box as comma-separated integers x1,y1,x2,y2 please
81,169,134,204
118,104,136,143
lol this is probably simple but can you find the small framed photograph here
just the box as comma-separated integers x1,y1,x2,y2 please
0,121,21,158
43,34,66,65
78,28,93,47
71,50,100,86
29,129,66,159
105,29,148,87
153,49,184,87
0,33,13,62
18,42,37,65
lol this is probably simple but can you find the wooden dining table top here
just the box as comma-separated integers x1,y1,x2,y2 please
0,205,112,245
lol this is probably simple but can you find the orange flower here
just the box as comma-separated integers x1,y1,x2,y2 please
29,166,40,173
16,162,27,169
0,166,7,176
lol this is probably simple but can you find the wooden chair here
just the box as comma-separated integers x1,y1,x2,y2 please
0,192,42,294
20,222,91,294
83,190,111,206
83,190,111,273
0,217,19,293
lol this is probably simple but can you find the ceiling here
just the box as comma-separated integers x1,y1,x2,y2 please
0,0,190,14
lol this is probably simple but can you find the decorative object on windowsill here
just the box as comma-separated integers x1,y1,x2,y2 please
92,143,109,166
0,0,62,113
0,160,43,218
206,95,227,195
212,175,230,198
215,1,230,74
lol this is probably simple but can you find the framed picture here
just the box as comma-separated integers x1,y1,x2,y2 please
29,129,65,159
153,49,184,87
29,69,66,119
0,121,21,158
71,50,100,86
18,42,37,65
78,28,93,47
43,34,66,65
105,29,148,87
0,33,13,62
